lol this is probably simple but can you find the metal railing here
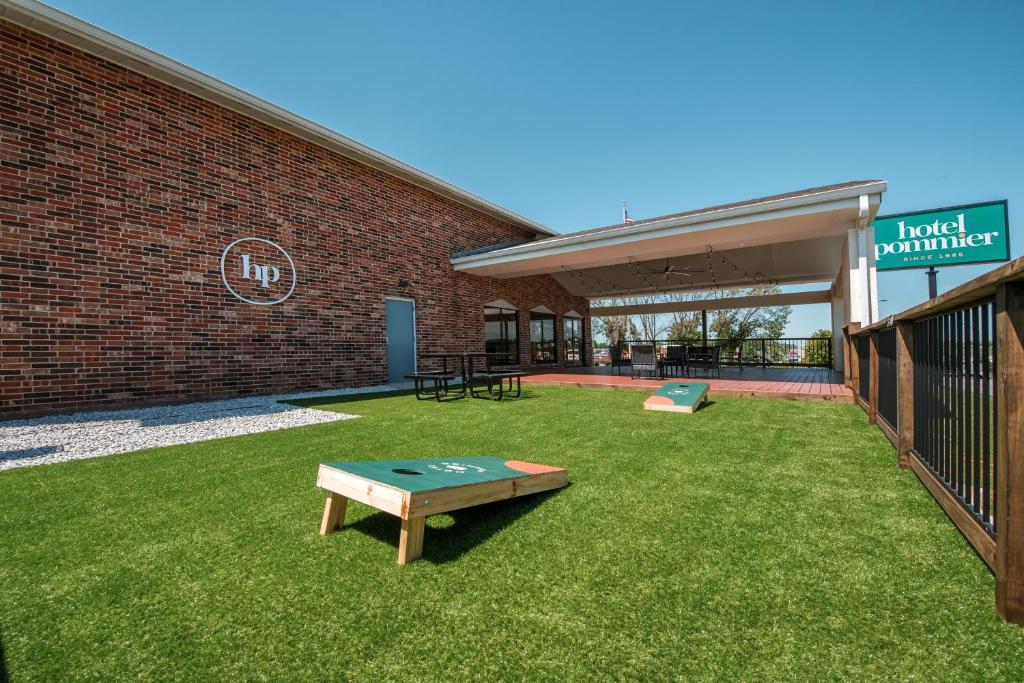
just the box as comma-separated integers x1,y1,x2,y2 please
857,335,871,402
912,300,996,534
846,255,1024,624
877,327,898,429
612,337,834,368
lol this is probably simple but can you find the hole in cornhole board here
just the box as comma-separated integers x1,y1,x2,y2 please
392,468,424,475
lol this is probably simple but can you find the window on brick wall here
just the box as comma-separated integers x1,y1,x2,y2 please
530,310,557,365
485,306,518,364
564,314,583,367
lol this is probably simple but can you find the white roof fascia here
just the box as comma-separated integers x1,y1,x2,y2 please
0,0,556,237
451,182,887,269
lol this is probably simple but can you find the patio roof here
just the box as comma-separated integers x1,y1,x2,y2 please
452,180,887,298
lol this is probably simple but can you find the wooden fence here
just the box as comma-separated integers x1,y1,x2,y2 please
845,256,1024,624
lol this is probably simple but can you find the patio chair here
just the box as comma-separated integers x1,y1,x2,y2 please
630,344,661,379
685,345,721,379
608,345,630,375
663,345,686,377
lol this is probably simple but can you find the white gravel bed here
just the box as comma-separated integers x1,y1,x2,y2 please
0,384,407,471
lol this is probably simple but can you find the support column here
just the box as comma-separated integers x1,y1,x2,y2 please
995,282,1024,624
830,285,845,373
847,227,879,327
895,320,914,469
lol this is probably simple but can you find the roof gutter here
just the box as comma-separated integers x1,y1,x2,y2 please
0,0,556,237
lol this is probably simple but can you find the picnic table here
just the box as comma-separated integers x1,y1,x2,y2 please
420,351,499,383
413,352,527,400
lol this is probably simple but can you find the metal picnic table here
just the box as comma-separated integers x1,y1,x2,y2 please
417,352,526,400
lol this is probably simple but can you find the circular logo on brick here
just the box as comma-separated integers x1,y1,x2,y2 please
220,238,297,305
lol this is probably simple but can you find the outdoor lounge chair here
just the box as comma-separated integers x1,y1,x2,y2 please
608,345,630,375
630,344,661,379
663,345,686,377
685,345,721,379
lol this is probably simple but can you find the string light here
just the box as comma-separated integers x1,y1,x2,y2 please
562,246,777,301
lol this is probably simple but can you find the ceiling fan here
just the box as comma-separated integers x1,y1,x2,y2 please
645,259,705,281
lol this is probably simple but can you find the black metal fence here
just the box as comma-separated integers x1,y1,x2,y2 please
857,335,871,402
877,327,898,429
613,337,834,368
846,258,1024,625
912,299,997,535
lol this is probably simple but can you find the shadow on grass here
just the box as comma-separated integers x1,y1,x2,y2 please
346,488,565,564
288,389,418,409
290,387,543,410
465,389,541,402
0,626,9,683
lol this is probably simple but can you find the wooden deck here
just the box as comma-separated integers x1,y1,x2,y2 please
523,365,854,403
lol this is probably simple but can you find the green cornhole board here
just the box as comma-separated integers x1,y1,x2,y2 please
643,381,709,414
316,456,568,564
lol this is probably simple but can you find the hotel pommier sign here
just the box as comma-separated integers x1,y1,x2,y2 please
873,200,1010,271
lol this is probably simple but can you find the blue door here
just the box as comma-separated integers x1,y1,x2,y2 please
385,298,416,384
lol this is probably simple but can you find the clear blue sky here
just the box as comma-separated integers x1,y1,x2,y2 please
48,0,1024,335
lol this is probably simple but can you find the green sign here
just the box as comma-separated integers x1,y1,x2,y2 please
873,200,1009,271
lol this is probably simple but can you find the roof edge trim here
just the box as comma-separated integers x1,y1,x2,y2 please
0,0,556,236
451,181,887,266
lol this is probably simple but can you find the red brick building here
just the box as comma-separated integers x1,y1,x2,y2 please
0,3,589,417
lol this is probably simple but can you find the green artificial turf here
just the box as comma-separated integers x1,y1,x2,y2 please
1,388,1022,681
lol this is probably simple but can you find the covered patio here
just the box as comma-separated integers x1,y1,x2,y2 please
453,180,888,375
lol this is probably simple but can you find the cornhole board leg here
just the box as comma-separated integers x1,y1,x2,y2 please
320,493,348,535
398,517,425,565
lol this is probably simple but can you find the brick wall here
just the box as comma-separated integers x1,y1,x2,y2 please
0,20,589,417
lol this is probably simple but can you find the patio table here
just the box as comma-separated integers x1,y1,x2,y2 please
420,352,506,384
420,352,523,400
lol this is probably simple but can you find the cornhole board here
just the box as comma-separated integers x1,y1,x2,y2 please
643,381,710,414
317,456,568,564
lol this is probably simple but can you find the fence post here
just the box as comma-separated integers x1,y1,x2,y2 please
843,323,860,388
995,281,1024,624
868,332,879,424
849,329,862,396
760,339,767,368
895,320,914,469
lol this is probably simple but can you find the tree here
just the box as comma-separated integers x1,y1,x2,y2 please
709,285,792,341
804,328,834,367
593,286,793,348
628,294,670,343
592,298,637,349
666,311,702,340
